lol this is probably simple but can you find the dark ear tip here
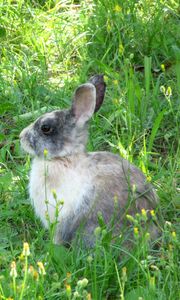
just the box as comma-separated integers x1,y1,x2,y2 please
88,74,106,113
89,74,106,87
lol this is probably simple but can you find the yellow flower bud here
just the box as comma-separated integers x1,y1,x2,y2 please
134,227,139,235
43,148,48,157
126,214,135,223
113,79,119,85
122,267,127,281
81,278,88,288
169,244,173,251
52,189,57,200
141,208,148,222
87,256,93,264
66,272,71,278
104,75,108,83
94,226,101,236
171,231,176,238
33,270,39,280
10,261,17,278
160,85,166,94
161,64,165,72
145,232,150,240
106,19,111,33
166,86,172,97
149,276,155,288
119,44,124,56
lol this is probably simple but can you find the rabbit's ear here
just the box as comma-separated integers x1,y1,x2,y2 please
72,83,96,125
89,74,106,112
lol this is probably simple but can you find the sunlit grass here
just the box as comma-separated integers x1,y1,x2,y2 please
0,0,179,299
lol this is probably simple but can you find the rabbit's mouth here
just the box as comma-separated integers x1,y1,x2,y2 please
20,126,36,156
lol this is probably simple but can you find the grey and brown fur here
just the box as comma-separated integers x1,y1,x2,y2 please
20,75,158,246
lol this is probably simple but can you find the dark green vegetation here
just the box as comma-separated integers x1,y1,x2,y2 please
0,0,179,299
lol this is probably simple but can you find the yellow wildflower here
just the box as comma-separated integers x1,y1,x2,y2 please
43,148,48,157
28,265,34,274
150,210,155,217
81,278,88,287
22,242,30,256
28,265,39,280
19,253,25,261
141,208,148,221
37,261,46,275
147,175,152,182
77,278,88,288
10,261,17,278
141,208,146,217
65,284,71,297
33,270,39,281
114,4,122,12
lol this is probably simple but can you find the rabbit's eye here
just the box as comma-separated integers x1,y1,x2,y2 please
41,124,52,134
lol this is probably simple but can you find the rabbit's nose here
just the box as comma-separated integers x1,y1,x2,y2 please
19,128,25,139
19,124,33,139
19,127,28,139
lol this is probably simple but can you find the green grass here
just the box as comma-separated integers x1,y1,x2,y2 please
0,0,179,299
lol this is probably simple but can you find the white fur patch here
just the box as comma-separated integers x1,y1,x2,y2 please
29,156,92,228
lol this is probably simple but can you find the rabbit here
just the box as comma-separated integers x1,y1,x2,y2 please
20,75,158,247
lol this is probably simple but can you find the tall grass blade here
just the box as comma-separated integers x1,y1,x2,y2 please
142,56,152,126
148,109,165,152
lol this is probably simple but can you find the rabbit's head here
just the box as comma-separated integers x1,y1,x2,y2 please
20,75,106,158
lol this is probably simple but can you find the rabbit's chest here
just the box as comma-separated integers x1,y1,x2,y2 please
29,158,92,227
